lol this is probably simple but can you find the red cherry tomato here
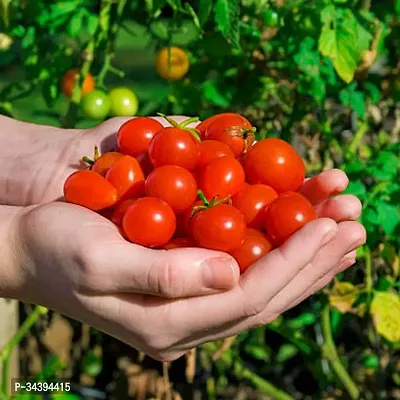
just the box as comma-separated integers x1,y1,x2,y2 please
136,151,154,177
92,152,123,176
205,114,254,157
163,237,195,249
196,140,235,170
191,204,246,252
110,199,136,226
117,117,164,157
244,138,305,193
106,155,145,201
197,113,252,140
122,197,176,247
145,165,197,212
64,170,118,211
263,192,316,246
232,184,278,229
230,229,273,273
148,127,200,171
198,157,245,200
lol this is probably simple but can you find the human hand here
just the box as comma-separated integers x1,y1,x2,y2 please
6,167,365,361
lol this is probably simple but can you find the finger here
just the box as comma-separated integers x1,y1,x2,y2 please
263,221,366,314
314,194,362,221
169,218,338,337
283,250,357,312
84,243,240,297
299,169,349,205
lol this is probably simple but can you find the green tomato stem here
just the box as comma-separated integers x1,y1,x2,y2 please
196,190,209,207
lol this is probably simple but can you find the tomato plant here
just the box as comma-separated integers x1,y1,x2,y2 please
105,155,145,200
108,87,139,117
64,170,117,211
198,156,245,199
145,165,197,212
155,46,190,81
230,229,273,273
81,90,111,120
205,114,255,157
191,203,246,252
148,127,200,171
122,197,176,248
263,192,316,246
232,184,278,229
117,117,164,157
61,68,95,98
244,139,305,193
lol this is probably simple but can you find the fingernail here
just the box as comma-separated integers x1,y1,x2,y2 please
202,257,238,289
322,226,337,246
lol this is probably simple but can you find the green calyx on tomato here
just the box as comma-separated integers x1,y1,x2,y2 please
262,9,279,28
81,90,111,120
190,190,230,216
157,113,201,141
82,146,100,166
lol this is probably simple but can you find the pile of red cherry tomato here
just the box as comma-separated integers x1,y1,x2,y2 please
64,113,316,273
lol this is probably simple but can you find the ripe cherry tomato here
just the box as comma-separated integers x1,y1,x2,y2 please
136,151,154,177
92,152,123,176
198,157,245,200
196,140,235,170
163,237,195,249
122,197,176,247
109,87,139,117
117,117,163,157
106,155,145,200
81,90,110,120
263,192,316,246
244,138,305,193
196,113,252,140
145,165,197,212
156,46,190,81
64,170,117,211
230,229,273,273
61,68,95,98
110,199,136,226
232,184,278,229
148,127,200,171
205,114,254,157
191,204,246,252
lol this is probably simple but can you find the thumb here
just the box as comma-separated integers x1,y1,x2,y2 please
88,243,240,298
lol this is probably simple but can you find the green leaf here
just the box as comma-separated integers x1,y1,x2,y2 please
68,9,84,38
276,344,298,363
82,350,103,377
0,0,11,26
339,83,366,118
203,80,231,107
167,0,182,10
370,291,400,343
396,0,400,14
245,344,270,360
344,180,367,199
214,0,240,47
364,82,381,104
198,0,213,25
286,312,316,330
36,355,65,379
375,201,400,236
318,7,359,83
184,3,202,32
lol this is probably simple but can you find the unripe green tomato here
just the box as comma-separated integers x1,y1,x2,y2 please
81,90,111,120
262,10,279,28
108,87,139,117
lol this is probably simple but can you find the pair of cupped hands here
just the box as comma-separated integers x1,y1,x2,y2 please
3,116,366,361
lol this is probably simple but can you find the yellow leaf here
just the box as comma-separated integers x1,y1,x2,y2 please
329,281,359,314
370,292,400,343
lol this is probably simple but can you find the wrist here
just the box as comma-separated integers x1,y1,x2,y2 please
0,205,26,299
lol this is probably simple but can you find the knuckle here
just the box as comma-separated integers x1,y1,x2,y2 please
249,311,277,330
243,299,265,319
147,257,183,298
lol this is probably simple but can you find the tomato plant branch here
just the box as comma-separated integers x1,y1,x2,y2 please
364,246,373,300
0,306,48,397
359,0,371,11
347,122,368,156
62,0,113,128
321,304,360,400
